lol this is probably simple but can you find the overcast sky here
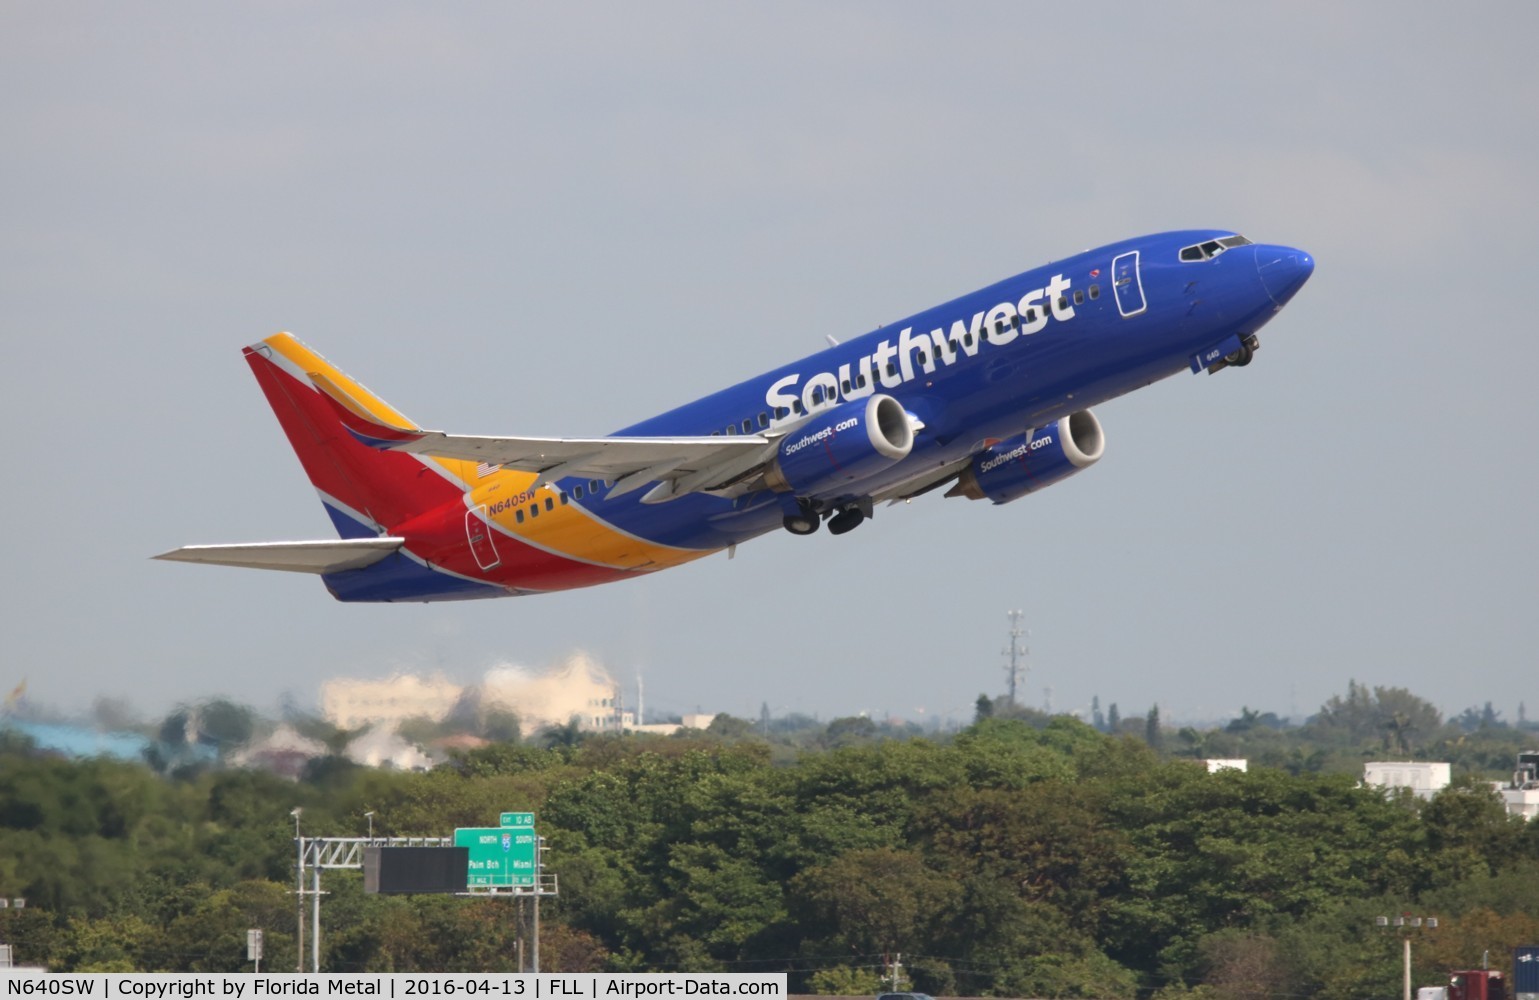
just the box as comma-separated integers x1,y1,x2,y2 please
3,3,1536,730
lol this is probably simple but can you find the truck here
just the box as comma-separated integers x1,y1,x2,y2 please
1450,970,1506,1000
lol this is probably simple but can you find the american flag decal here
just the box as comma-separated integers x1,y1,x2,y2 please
477,463,501,478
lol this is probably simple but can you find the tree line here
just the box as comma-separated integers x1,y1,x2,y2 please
0,685,1535,998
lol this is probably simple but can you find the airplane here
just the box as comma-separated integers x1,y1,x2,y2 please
155,230,1313,602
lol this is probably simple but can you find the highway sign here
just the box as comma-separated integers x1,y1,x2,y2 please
500,812,534,827
454,824,536,887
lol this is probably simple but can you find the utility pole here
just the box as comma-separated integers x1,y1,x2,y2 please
1002,610,1027,707
291,809,303,973
884,952,906,992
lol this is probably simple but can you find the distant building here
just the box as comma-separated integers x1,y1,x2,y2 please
1364,761,1451,800
322,674,463,730
345,727,436,771
1205,758,1249,773
480,652,629,732
1494,750,1539,821
1497,784,1539,821
1,719,150,762
680,712,717,730
630,722,684,736
319,652,710,745
230,724,327,779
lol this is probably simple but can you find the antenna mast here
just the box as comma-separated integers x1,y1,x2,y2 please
1002,610,1028,707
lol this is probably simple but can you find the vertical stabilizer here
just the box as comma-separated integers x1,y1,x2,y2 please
243,333,473,537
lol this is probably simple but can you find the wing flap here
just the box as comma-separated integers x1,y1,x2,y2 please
307,360,779,498
391,431,769,479
152,538,405,574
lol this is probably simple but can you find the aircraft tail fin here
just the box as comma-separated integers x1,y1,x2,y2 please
244,333,471,537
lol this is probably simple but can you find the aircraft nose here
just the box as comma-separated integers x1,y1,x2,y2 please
1255,245,1315,308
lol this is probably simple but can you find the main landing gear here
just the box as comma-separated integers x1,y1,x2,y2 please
783,511,820,535
782,499,820,535
827,506,866,535
782,499,871,536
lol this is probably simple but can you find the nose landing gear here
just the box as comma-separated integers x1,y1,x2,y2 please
1209,334,1260,374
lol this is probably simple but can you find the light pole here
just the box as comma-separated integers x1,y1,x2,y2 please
1377,913,1438,1000
364,811,375,840
291,808,303,973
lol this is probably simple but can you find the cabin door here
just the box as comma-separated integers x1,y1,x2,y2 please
1112,251,1147,317
465,506,501,570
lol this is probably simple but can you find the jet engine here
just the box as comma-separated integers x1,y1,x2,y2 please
948,409,1104,505
764,394,914,499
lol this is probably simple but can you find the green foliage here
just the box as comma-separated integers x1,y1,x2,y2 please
807,965,883,995
2,681,1535,994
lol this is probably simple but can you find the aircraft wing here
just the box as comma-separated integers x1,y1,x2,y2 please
394,431,773,498
152,538,405,574
309,372,776,501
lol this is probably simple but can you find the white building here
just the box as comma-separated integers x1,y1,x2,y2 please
480,651,629,732
322,674,463,730
1205,758,1249,773
319,652,710,743
345,726,437,770
1496,750,1539,821
1364,761,1452,800
1498,785,1539,822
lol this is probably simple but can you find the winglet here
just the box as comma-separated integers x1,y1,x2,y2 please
309,371,428,449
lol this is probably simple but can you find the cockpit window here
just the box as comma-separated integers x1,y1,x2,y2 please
1179,234,1253,262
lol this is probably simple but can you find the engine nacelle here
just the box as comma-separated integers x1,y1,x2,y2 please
949,409,1105,505
764,394,914,499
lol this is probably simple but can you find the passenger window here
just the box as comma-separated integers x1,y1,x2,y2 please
726,425,736,435
530,504,538,519
741,418,751,433
812,387,824,404
1074,290,1084,305
544,497,553,512
758,412,768,428
1058,296,1068,311
560,492,569,505
886,361,898,376
841,379,851,393
589,479,599,492
1089,285,1100,299
574,485,584,499
516,509,525,524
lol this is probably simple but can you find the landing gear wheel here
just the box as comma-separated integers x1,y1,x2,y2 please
783,513,820,535
828,507,866,535
1224,343,1254,367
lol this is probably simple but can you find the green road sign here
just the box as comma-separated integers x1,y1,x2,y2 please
500,812,534,827
454,824,536,887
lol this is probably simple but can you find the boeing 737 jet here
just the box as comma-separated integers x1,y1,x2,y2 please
156,230,1313,601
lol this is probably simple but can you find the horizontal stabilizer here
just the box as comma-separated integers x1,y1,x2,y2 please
152,538,405,574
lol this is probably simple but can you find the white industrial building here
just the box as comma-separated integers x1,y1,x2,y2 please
1363,761,1452,800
